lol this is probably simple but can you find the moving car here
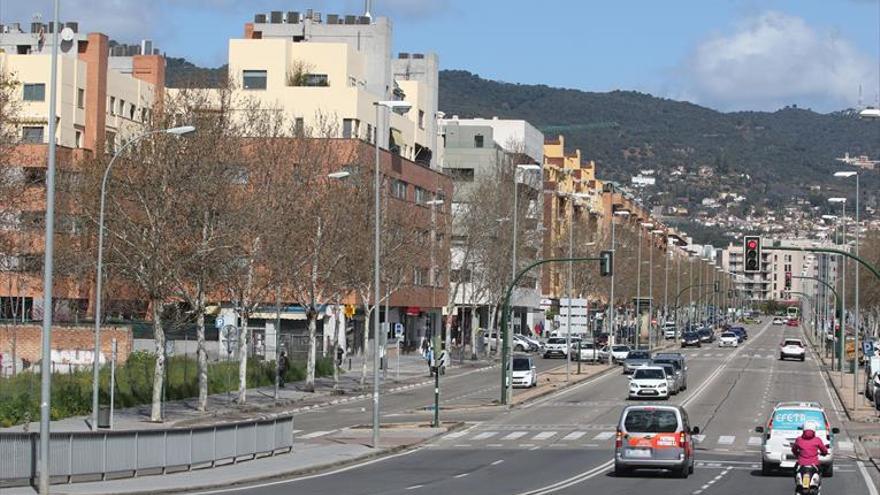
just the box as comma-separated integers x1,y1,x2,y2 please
755,401,838,476
628,366,670,400
614,405,698,478
652,353,688,390
772,317,785,325
543,337,580,359
786,318,800,327
729,327,746,343
697,328,715,344
603,344,631,364
655,362,681,395
718,332,739,348
681,331,702,348
623,350,652,374
511,355,538,388
662,322,677,340
779,338,806,361
572,341,601,362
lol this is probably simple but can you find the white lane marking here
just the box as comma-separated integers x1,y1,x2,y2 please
522,366,618,409
533,431,557,440
563,431,587,441
748,436,762,446
487,444,503,447
292,429,303,434
593,431,615,440
445,431,468,439
503,431,528,440
717,435,735,445
298,430,336,439
406,485,423,490
858,461,880,495
454,473,469,478
491,459,505,466
514,459,614,495
693,434,706,443
473,431,498,440
838,440,854,451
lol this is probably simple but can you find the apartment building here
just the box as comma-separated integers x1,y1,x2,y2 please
222,10,439,168
0,21,163,322
439,117,544,336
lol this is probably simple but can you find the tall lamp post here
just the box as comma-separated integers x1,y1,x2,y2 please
608,209,630,362
91,126,196,429
649,229,664,349
828,197,846,378
635,222,653,348
834,171,860,405
371,100,412,448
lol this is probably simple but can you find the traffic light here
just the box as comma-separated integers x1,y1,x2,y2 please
743,235,761,273
599,250,613,277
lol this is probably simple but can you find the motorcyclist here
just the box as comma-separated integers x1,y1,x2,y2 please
791,421,828,468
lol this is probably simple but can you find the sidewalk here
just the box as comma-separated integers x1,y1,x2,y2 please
4,424,450,495
2,350,493,433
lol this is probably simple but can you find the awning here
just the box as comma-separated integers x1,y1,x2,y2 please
405,307,421,316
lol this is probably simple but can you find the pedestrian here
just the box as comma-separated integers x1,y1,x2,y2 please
425,345,434,376
278,350,289,388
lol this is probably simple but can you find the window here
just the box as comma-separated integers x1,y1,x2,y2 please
76,88,85,109
391,180,407,199
303,73,328,86
106,131,116,152
294,117,305,136
243,70,268,90
442,168,475,182
141,108,149,122
623,409,679,434
23,83,45,101
414,186,428,205
119,99,126,116
75,131,83,148
109,96,116,115
342,118,356,139
474,134,484,148
366,123,374,143
129,104,136,120
418,110,425,129
21,126,44,143
413,267,428,286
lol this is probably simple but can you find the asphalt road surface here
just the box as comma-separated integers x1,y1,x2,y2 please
189,321,880,495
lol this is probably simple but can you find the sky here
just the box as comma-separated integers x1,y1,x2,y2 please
2,0,879,113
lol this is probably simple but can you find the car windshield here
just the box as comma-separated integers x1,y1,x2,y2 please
634,368,665,380
628,351,650,360
623,409,679,433
783,340,802,346
548,338,566,344
578,343,594,349
512,358,531,371
612,345,629,352
721,333,736,338
771,409,827,431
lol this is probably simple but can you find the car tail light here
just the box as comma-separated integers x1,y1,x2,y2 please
615,430,623,448
678,432,687,448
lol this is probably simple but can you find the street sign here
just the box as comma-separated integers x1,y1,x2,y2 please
394,322,404,340
220,324,238,355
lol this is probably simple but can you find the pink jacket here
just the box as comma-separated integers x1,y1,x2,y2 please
792,430,828,467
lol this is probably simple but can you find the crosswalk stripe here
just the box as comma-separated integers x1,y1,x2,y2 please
292,429,303,434
594,431,616,440
748,436,762,446
445,431,468,439
503,431,528,440
838,441,854,451
693,434,706,443
562,431,587,441
533,431,557,440
717,436,735,445
473,432,498,440
299,430,334,439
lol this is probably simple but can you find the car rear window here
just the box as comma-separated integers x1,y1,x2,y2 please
772,409,826,430
653,359,681,371
722,333,736,338
612,346,629,352
623,409,680,433
578,342,595,349
634,368,665,380
548,338,565,344
512,358,531,371
783,340,802,346
628,351,650,360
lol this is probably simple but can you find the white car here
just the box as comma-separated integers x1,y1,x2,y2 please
779,339,806,361
718,332,739,347
662,322,677,340
511,355,538,388
572,341,601,362
756,402,838,476
602,344,631,364
772,317,785,325
543,337,580,359
628,366,670,400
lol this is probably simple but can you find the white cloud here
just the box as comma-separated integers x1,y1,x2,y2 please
682,11,878,111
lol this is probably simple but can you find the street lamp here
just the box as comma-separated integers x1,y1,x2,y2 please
834,171,861,404
607,208,630,361
371,100,412,448
635,222,653,348
828,197,847,378
649,229,664,349
557,190,589,382
92,125,196,429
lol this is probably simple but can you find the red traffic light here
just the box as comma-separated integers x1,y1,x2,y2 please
747,240,757,249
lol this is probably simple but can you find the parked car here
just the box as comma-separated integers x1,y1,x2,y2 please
511,355,538,388
681,331,702,348
572,341,602,362
543,337,580,359
718,332,739,348
772,317,785,325
872,373,880,410
603,344,631,364
652,353,688,390
628,366,670,400
865,370,879,402
518,334,545,352
756,401,838,476
779,338,806,361
614,404,698,478
513,334,539,352
697,328,715,343
623,350,652,374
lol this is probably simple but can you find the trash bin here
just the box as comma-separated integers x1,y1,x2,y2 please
97,405,110,429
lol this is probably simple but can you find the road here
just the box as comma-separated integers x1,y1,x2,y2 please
189,321,880,495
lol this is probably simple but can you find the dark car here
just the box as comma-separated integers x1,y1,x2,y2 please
681,331,702,348
729,327,746,343
697,328,715,343
595,333,610,347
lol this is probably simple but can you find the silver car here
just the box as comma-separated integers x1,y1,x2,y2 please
614,404,699,478
623,350,652,374
655,362,681,395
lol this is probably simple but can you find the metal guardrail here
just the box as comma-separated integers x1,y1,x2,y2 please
0,415,293,486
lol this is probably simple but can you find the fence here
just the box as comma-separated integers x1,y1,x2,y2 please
0,414,293,486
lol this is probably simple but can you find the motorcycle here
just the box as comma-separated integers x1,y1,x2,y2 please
794,465,821,495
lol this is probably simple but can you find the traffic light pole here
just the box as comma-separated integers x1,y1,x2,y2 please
500,256,602,405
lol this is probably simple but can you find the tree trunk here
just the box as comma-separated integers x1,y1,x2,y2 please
237,311,250,403
360,304,371,387
332,304,341,391
305,307,317,392
487,305,498,355
150,300,166,422
470,308,479,360
196,285,208,411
